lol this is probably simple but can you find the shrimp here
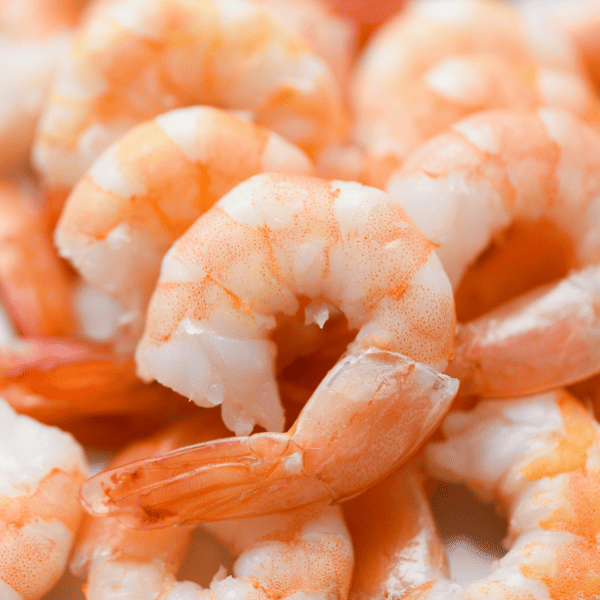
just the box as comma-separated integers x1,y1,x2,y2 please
78,172,458,526
0,179,75,337
0,398,88,600
73,413,354,600
0,336,192,447
0,0,84,170
386,108,600,311
446,265,600,398
351,0,582,134
55,105,314,346
32,0,346,211
421,389,600,599
353,54,600,189
345,390,600,599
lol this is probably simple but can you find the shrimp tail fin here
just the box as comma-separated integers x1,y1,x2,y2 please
81,349,459,528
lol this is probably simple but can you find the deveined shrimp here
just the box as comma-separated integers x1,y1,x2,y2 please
78,172,458,526
354,54,600,189
347,390,600,599
419,389,600,599
0,398,88,600
55,105,314,346
0,178,75,337
386,108,600,316
33,0,346,210
351,0,582,137
73,412,354,600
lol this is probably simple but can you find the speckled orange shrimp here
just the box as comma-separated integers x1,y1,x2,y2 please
0,399,88,600
345,390,600,600
73,412,354,600
55,105,314,346
79,172,458,527
32,0,346,214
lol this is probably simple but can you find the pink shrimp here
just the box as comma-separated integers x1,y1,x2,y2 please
79,172,458,526
0,179,75,337
0,399,88,600
73,412,354,600
55,105,314,346
33,0,346,217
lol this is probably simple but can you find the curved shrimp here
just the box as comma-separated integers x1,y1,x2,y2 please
0,398,88,600
79,172,458,526
351,0,582,133
346,390,600,599
32,0,346,206
354,54,600,189
386,108,600,311
55,105,314,346
0,179,75,337
73,413,354,600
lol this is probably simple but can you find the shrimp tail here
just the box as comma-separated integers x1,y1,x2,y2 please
81,349,459,527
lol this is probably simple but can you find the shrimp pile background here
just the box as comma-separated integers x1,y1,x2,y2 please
3,0,600,598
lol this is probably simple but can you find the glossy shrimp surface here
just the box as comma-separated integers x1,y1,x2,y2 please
33,0,346,197
0,399,88,600
78,172,458,526
55,105,314,345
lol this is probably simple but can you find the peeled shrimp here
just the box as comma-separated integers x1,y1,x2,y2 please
0,0,83,170
0,398,88,600
73,413,354,600
354,54,600,189
0,179,74,337
55,105,314,345
79,172,458,526
387,108,600,298
351,0,582,133
417,389,600,599
446,265,600,398
33,0,346,203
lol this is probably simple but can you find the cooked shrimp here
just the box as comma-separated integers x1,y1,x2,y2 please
0,336,193,447
352,0,582,133
79,172,458,526
0,179,75,337
355,54,600,189
342,462,449,600
0,0,84,170
419,389,600,599
386,108,600,317
55,105,314,346
33,0,346,207
73,413,354,600
517,0,600,87
0,398,88,600
446,265,600,398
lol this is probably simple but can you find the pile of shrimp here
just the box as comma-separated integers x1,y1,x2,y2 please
3,0,600,598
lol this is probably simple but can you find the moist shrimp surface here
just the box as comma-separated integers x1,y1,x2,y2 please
32,0,346,203
0,399,88,600
79,172,458,526
55,105,314,346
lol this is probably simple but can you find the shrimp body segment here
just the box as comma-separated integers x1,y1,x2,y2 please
0,399,88,600
447,265,600,398
55,105,314,344
33,0,346,192
136,173,456,435
74,413,354,600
